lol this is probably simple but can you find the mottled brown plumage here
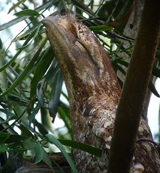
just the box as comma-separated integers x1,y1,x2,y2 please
42,11,160,172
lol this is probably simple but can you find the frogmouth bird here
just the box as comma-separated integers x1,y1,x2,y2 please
42,10,160,173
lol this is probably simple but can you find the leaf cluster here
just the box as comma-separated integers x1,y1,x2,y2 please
0,0,160,172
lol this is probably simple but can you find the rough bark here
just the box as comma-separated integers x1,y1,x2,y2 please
41,3,160,172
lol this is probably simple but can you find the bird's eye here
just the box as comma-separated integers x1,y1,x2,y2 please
76,40,88,52
60,9,67,16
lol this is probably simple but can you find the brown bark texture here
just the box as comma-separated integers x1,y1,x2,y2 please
41,2,160,172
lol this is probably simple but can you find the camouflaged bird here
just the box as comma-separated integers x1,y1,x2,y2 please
42,10,160,173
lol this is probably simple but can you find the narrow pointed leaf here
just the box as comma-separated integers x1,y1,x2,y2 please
0,109,16,124
14,9,40,17
0,132,10,144
34,120,48,136
156,50,160,59
14,23,41,41
41,148,54,171
49,70,63,123
33,142,43,165
0,0,56,31
0,38,47,98
152,66,160,77
0,153,18,172
58,139,102,157
107,1,135,28
36,60,60,107
113,62,126,75
23,138,36,151
5,135,27,146
0,16,26,31
116,59,129,67
8,1,26,14
89,1,135,31
36,79,46,106
16,124,34,138
148,81,160,97
31,47,54,105
29,103,40,128
46,134,78,173
89,25,113,31
58,107,71,134
0,26,41,72
13,24,41,43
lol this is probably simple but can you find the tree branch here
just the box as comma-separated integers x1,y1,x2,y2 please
108,0,160,172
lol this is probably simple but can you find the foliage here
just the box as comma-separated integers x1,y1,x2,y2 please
0,0,160,172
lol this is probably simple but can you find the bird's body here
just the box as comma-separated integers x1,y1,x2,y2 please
42,10,160,172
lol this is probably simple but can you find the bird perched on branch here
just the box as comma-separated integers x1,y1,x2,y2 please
42,10,160,173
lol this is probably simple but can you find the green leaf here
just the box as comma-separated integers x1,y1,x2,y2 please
23,138,36,151
46,134,78,173
29,103,40,128
0,0,56,31
103,0,120,24
12,147,27,154
58,107,71,134
61,90,69,102
44,58,59,81
117,77,123,88
14,9,40,17
8,0,26,14
33,142,43,165
16,124,34,138
8,93,29,103
116,59,129,67
0,109,16,125
36,79,46,106
36,58,58,106
41,148,54,171
0,16,26,31
72,0,100,19
156,50,160,59
10,100,25,117
49,70,63,123
15,23,41,41
31,47,54,106
34,120,48,136
0,25,41,72
0,38,47,98
152,66,160,77
6,135,36,151
0,153,19,172
6,135,28,146
59,139,102,157
7,66,30,97
15,24,42,49
115,0,133,20
0,144,10,153
50,157,65,173
112,62,126,75
89,25,113,31
0,132,10,144
106,1,135,28
148,81,160,97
